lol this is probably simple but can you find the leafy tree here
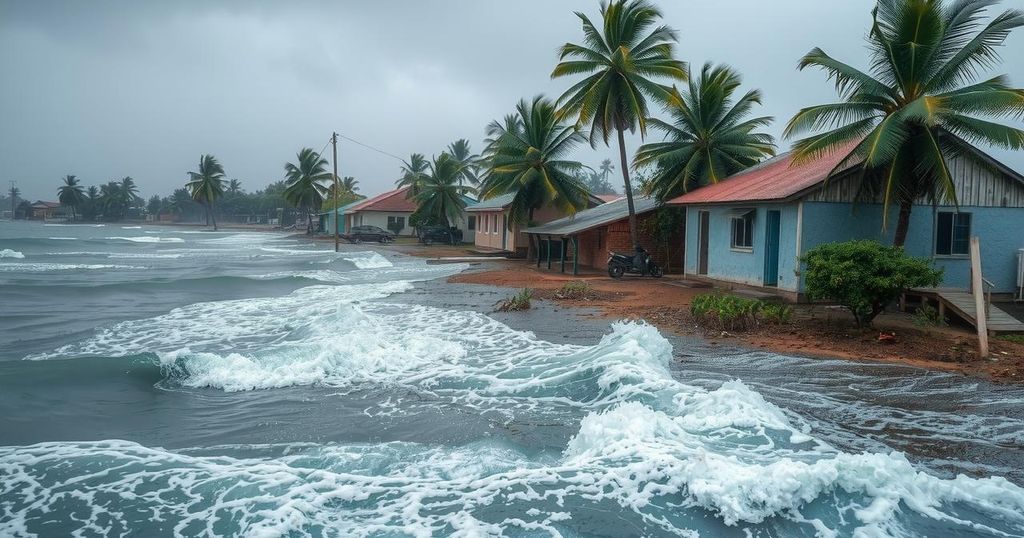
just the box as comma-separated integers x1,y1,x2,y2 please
447,139,481,186
186,154,227,230
479,96,591,227
635,63,776,201
413,152,476,228
785,0,1024,246
552,0,687,248
146,194,162,217
579,170,617,195
8,185,20,219
57,175,85,220
83,186,99,221
802,240,943,327
283,148,331,234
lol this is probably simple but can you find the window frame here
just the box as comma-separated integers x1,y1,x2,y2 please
730,210,755,251
935,211,971,257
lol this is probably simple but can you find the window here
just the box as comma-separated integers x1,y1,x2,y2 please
936,212,970,256
468,215,475,231
387,216,405,235
730,210,754,250
491,214,498,233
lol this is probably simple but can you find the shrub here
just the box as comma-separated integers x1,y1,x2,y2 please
997,334,1024,344
760,303,793,325
691,294,763,331
496,288,533,312
912,303,946,327
802,240,943,328
556,281,592,300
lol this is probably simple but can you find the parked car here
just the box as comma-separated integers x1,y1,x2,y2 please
418,226,462,245
343,225,395,244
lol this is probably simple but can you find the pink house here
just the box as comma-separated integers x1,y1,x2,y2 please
466,193,603,256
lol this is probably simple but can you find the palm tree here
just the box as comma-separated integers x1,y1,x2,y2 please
186,154,227,230
57,175,85,220
283,148,331,234
83,186,99,221
635,63,776,201
479,96,591,226
342,176,359,193
227,179,243,195
396,153,430,195
447,139,481,186
119,177,141,219
552,0,687,248
785,0,1024,246
413,153,476,228
599,159,614,181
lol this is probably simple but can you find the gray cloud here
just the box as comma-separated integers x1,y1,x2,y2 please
2,0,1022,201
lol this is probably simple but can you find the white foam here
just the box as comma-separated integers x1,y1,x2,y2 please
0,249,25,259
43,223,105,227
341,251,393,269
47,237,76,240
0,262,144,272
121,225,142,229
107,236,184,243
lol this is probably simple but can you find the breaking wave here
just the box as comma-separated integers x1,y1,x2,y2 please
106,236,184,243
0,262,144,272
0,249,24,259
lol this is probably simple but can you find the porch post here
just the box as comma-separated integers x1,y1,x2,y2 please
560,237,566,273
572,236,579,276
546,237,552,270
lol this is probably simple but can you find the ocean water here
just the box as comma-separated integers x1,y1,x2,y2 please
1,220,1023,537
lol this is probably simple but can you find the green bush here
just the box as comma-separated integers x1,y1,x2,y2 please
912,303,946,327
760,303,793,324
691,294,762,331
496,288,533,312
802,240,942,328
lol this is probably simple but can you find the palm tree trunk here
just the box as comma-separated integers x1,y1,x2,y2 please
210,200,218,231
307,210,314,235
616,127,640,249
892,201,912,247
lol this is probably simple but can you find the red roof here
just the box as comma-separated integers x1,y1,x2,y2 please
667,145,858,205
596,194,621,203
348,187,417,212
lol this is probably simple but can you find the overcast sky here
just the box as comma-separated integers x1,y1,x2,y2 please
2,0,1023,201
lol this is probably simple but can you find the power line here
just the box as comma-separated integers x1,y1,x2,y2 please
334,132,406,163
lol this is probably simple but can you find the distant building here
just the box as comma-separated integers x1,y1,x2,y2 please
318,199,364,235
667,137,1024,300
525,196,683,275
466,193,604,256
29,201,63,220
344,187,475,240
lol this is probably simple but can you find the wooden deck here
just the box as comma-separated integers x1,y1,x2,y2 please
908,288,1024,334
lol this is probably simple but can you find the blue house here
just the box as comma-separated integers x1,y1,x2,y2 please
318,199,364,235
667,140,1024,302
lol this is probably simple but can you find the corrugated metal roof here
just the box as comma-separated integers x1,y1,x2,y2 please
317,199,364,217
525,196,661,236
349,187,417,212
667,145,857,205
466,193,516,212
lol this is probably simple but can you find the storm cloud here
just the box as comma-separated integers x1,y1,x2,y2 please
2,0,1022,200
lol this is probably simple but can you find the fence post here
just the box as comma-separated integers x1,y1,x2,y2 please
970,236,988,358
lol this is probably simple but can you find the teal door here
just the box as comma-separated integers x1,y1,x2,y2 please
763,210,780,287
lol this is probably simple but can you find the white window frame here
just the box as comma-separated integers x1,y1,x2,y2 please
730,210,755,251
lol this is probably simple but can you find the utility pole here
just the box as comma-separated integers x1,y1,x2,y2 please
9,181,16,220
331,132,340,253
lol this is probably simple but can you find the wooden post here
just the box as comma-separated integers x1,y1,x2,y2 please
331,132,340,253
970,236,988,358
560,238,566,273
546,238,552,270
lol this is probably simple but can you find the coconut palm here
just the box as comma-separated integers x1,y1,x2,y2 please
785,0,1024,246
635,63,776,201
186,154,227,230
396,153,430,196
479,96,591,226
8,185,19,220
552,0,687,248
57,175,85,220
599,159,614,181
227,179,243,195
83,186,99,221
447,139,481,186
342,176,359,193
413,153,476,228
283,148,332,234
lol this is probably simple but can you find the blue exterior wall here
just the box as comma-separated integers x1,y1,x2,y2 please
800,202,1024,293
684,203,801,292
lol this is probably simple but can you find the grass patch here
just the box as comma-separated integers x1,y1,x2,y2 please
496,288,533,312
997,334,1024,344
555,280,592,300
691,293,793,332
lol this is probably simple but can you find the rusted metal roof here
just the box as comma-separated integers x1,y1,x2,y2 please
348,187,417,213
666,146,857,205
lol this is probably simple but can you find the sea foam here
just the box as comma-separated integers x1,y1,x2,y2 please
0,248,25,259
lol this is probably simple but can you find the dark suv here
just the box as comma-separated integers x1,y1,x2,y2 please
418,226,462,245
344,225,395,244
